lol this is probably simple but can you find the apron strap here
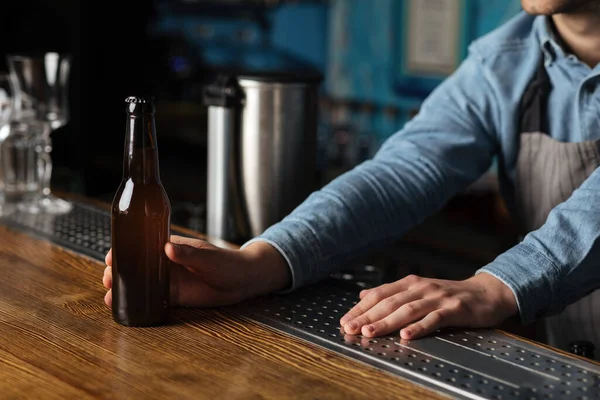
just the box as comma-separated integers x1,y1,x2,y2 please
519,58,552,134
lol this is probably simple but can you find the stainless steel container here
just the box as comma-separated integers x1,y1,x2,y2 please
204,72,321,243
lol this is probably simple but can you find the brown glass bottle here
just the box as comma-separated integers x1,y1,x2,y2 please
111,96,171,326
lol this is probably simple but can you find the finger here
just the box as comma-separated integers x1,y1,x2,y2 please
102,266,112,289
400,309,449,340
165,238,215,262
105,249,112,266
104,289,112,307
361,299,439,337
343,291,420,334
340,285,398,327
165,242,206,265
169,235,212,249
165,241,197,263
340,277,417,326
165,239,229,278
359,289,371,300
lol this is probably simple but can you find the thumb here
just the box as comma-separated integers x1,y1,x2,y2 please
165,242,206,265
164,237,224,274
169,235,216,249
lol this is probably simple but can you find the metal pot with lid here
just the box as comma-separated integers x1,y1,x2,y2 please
203,69,322,243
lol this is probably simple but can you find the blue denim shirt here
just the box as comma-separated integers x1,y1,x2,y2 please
242,12,600,325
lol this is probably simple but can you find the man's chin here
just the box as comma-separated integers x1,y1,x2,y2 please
521,0,600,15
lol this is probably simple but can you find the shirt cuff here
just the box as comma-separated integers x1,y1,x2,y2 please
475,243,561,325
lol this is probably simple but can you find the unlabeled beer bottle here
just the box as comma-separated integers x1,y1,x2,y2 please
111,96,171,326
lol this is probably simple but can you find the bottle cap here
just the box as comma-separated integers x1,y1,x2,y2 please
125,96,155,114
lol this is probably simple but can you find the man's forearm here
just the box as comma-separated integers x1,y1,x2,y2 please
479,166,600,323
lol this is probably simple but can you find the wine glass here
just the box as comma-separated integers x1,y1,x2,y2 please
0,73,17,216
7,52,72,214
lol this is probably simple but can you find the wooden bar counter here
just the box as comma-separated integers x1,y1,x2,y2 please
1,196,598,400
0,222,450,399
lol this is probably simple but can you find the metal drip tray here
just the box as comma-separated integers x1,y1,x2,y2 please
0,201,190,261
235,282,600,400
0,202,113,260
1,202,599,399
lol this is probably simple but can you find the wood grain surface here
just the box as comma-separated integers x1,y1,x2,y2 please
0,224,450,400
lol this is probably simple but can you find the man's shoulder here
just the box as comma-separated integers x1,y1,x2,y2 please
463,11,543,93
468,12,540,62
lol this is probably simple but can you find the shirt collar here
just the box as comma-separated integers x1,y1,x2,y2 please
539,16,571,64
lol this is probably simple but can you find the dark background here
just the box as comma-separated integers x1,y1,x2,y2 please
0,0,520,243
0,0,156,199
0,0,545,341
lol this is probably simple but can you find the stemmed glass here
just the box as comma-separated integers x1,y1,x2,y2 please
7,52,72,214
0,73,16,216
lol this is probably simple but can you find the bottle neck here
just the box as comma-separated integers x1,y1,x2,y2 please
123,112,160,183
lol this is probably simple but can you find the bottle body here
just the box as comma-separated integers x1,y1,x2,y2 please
111,97,171,327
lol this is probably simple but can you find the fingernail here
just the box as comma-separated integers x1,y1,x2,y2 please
346,321,358,330
340,317,348,325
402,328,412,338
365,325,375,333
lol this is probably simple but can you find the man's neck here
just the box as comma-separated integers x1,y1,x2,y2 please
552,12,600,68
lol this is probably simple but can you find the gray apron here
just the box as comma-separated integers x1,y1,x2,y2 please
513,56,600,353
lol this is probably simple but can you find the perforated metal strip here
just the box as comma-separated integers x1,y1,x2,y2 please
0,201,189,261
233,282,600,400
1,202,599,399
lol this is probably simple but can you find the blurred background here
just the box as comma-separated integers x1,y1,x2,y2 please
0,0,524,266
0,0,545,337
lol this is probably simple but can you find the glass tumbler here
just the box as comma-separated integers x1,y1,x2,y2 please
0,73,16,216
0,119,49,208
7,52,72,214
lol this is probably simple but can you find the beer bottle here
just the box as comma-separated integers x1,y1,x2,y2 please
111,96,171,326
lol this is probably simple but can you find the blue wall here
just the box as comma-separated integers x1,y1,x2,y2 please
324,0,523,109
319,0,522,152
149,0,523,160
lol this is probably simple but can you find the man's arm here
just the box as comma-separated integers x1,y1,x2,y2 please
243,50,501,291
102,48,523,339
478,166,600,324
